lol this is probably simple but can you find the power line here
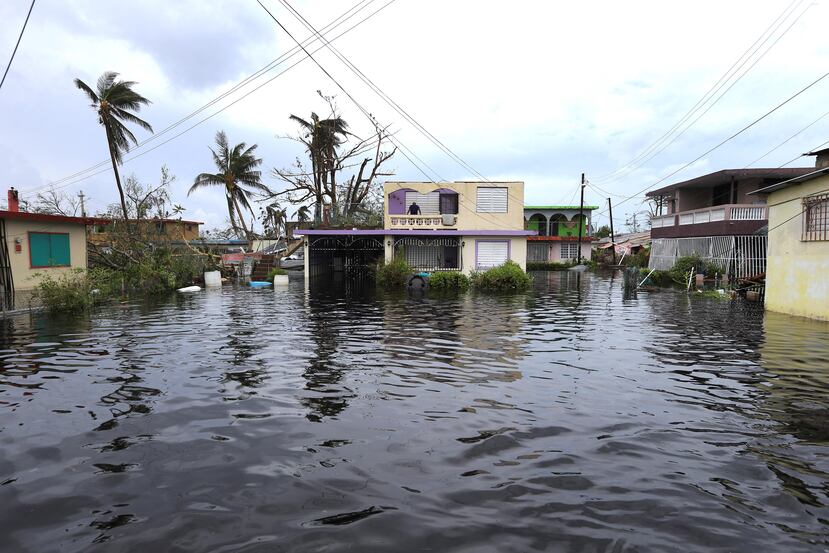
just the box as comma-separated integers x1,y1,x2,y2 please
0,0,36,91
595,71,829,216
594,0,809,184
746,109,829,167
20,0,398,196
21,0,383,194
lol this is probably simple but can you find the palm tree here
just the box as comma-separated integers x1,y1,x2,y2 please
290,112,348,218
295,205,311,224
190,131,267,240
74,72,153,222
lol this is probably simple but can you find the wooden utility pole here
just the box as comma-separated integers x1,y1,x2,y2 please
576,173,585,263
607,197,617,265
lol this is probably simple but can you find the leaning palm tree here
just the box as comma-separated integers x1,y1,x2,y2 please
190,131,267,240
74,72,153,222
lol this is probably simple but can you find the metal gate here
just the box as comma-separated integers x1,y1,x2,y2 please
393,237,462,271
0,220,14,311
308,235,384,278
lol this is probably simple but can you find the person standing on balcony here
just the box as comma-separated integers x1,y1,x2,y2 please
407,201,421,215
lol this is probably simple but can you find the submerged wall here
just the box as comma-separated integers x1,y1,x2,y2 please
765,175,829,321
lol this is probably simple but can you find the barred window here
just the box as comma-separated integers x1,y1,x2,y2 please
561,242,580,259
802,193,829,241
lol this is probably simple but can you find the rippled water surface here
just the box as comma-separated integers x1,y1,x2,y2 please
1,271,829,552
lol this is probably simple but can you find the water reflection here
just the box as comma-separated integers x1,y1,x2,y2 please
1,277,828,552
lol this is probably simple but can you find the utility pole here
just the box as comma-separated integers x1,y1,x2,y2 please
576,173,585,263
78,191,86,218
608,197,617,265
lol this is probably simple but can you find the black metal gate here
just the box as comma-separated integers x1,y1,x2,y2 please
308,235,385,278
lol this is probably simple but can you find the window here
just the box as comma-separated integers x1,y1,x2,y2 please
439,193,459,215
29,232,71,268
803,193,829,241
476,240,509,269
404,191,439,214
155,222,166,234
561,242,580,259
476,187,508,213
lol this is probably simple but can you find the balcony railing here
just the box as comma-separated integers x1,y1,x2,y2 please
388,214,457,228
651,203,767,229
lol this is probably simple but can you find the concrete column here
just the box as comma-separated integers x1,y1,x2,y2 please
384,235,393,264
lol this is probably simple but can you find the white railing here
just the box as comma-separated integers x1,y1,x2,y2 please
730,206,767,220
651,215,675,228
666,204,767,228
389,215,455,228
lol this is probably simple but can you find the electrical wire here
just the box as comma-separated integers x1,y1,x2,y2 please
20,0,386,195
595,71,829,217
0,0,36,91
20,0,399,197
594,0,809,184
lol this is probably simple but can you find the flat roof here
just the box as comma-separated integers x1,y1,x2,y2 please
645,168,814,197
525,205,599,210
0,210,91,225
749,166,829,195
294,229,537,236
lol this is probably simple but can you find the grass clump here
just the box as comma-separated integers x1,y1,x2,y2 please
470,260,532,291
376,256,412,288
428,271,470,290
266,267,288,282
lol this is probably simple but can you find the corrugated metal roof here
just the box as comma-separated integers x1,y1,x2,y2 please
645,168,814,197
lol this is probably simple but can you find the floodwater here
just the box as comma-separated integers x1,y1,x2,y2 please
1,271,828,553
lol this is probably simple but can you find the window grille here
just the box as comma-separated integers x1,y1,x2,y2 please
560,242,579,259
803,193,829,241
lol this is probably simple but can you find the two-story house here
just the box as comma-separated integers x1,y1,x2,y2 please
524,205,597,263
646,167,813,279
295,181,536,278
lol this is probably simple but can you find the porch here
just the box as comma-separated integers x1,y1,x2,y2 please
650,203,768,238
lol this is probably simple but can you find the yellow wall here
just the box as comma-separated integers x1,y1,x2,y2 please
3,218,88,290
765,174,829,321
88,220,200,244
384,181,525,231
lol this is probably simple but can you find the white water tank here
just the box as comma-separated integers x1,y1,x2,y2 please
273,274,289,287
204,270,222,288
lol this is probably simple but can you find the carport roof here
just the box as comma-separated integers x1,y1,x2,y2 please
294,229,537,236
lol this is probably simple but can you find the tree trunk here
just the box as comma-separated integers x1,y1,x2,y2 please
230,191,252,242
103,118,130,225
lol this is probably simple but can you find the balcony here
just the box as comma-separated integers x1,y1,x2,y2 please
388,214,458,229
651,204,768,238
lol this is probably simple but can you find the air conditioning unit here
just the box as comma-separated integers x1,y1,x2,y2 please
442,214,457,226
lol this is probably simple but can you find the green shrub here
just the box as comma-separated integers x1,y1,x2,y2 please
33,269,112,313
470,260,532,291
266,267,288,282
428,271,470,290
526,261,574,271
376,256,412,288
669,255,721,281
644,269,675,287
627,248,650,268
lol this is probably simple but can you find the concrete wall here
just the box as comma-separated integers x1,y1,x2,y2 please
676,187,712,212
527,240,591,262
3,219,88,290
765,175,829,321
384,181,524,230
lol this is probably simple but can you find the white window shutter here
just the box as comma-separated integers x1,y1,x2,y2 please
476,187,508,213
404,191,440,214
477,241,509,269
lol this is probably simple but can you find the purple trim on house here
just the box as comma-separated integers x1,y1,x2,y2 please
294,229,537,236
387,189,411,215
475,239,511,270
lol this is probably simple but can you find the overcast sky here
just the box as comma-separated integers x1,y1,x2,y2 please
1,0,827,231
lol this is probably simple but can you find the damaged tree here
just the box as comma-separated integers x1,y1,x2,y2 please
270,99,396,227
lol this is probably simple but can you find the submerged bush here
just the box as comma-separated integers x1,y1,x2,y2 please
266,267,287,282
670,255,721,281
526,261,574,271
470,260,532,291
428,271,470,290
376,256,412,288
33,268,115,313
